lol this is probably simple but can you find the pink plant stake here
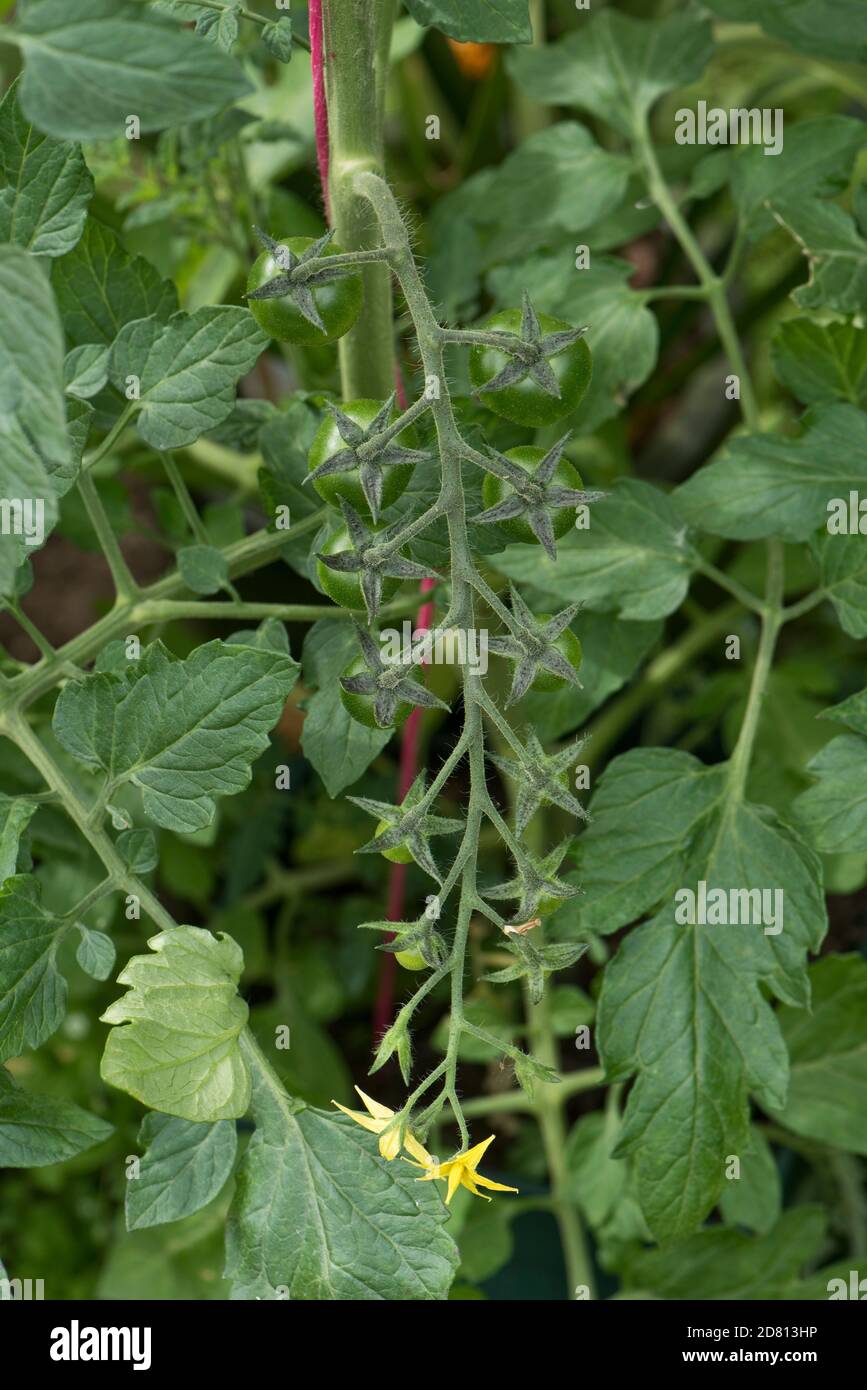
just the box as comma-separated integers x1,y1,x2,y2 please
309,0,331,225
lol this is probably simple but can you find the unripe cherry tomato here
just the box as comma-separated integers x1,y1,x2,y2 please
481,445,584,549
468,307,592,426
246,235,363,345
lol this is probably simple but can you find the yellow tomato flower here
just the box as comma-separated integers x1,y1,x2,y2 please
407,1134,519,1204
331,1087,429,1163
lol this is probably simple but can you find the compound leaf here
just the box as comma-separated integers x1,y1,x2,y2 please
225,1072,459,1300
0,1077,113,1168
0,876,66,1061
16,0,251,141
0,76,92,256
126,1112,237,1230
109,307,268,449
53,639,299,833
101,926,251,1121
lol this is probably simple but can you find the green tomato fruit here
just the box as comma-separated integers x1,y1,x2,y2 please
374,817,414,865
308,399,417,516
246,235,363,345
395,948,428,971
316,524,402,612
481,445,584,549
339,654,418,730
529,611,583,693
468,307,592,427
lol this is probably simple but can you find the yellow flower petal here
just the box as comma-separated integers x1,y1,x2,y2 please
354,1087,395,1122
331,1100,385,1135
445,1166,463,1205
470,1172,519,1194
460,1175,492,1201
461,1134,497,1172
378,1126,402,1161
404,1133,434,1167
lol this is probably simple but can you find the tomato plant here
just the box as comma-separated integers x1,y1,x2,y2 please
0,0,865,1327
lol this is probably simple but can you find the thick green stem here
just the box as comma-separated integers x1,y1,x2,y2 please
323,0,397,399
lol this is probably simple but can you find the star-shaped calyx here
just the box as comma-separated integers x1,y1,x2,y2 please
317,500,438,621
482,840,582,924
475,291,588,401
489,730,588,837
340,626,450,730
473,435,603,559
305,394,429,521
349,772,463,883
246,227,354,335
488,587,583,706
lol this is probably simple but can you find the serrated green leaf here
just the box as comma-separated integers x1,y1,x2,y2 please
126,1112,237,1230
0,797,37,885
705,0,867,64
101,926,251,1121
53,639,299,833
300,621,392,796
225,1075,459,1299
573,749,727,935
772,319,867,409
109,307,267,449
823,684,867,738
0,875,66,1061
795,736,867,853
0,76,92,256
595,750,826,1239
196,5,239,52
765,954,867,1154
623,1207,829,1300
772,199,867,316
404,0,530,43
226,617,293,656
51,219,178,349
0,243,70,595
177,544,229,596
719,1127,781,1235
493,480,694,621
564,1108,628,1227
507,9,714,137
16,0,251,142
115,828,159,875
731,117,863,239
472,123,630,264
261,16,293,62
64,344,109,400
675,404,867,542
0,1082,113,1167
75,924,116,982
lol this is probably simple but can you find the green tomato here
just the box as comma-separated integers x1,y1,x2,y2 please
246,235,363,345
529,611,583,693
468,307,592,427
339,654,418,731
374,817,414,865
308,399,416,516
481,446,584,549
316,524,402,612
395,948,428,971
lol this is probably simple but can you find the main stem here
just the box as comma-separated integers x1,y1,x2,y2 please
322,0,397,399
